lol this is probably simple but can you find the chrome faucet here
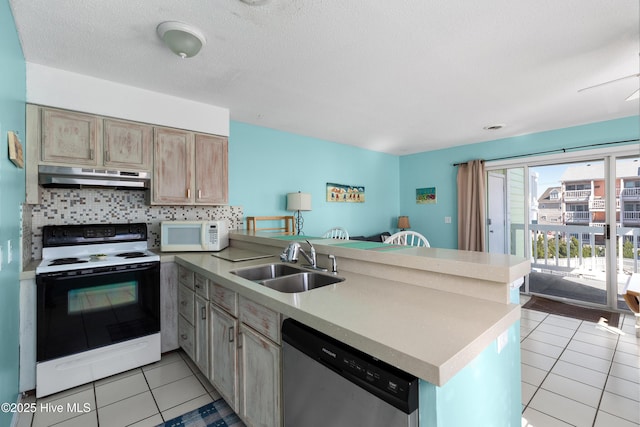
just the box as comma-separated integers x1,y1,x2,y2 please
280,240,326,271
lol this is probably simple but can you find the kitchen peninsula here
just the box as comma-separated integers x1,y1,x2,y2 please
172,230,530,427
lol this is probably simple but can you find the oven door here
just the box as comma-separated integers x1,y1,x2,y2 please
37,261,160,362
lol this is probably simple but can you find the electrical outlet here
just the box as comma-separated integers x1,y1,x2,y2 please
7,240,12,264
444,216,452,224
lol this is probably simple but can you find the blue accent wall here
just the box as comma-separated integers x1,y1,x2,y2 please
229,121,400,237
399,116,640,249
0,0,26,423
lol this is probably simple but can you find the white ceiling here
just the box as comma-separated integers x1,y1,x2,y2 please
9,0,640,155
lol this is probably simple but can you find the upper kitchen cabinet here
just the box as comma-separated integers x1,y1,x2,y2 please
194,134,228,205
38,106,152,171
103,119,152,170
151,128,228,205
41,108,100,166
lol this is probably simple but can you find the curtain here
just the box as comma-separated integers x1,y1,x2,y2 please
457,159,486,251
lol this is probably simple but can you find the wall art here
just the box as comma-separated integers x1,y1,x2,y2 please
326,182,365,203
416,187,436,204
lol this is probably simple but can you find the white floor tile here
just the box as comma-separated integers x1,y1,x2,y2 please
521,318,542,330
521,382,537,407
599,391,640,424
95,372,150,408
609,362,640,384
94,367,142,387
528,388,597,427
572,330,619,348
521,349,557,371
521,309,548,322
613,350,640,368
521,364,548,387
32,388,95,427
579,322,623,339
151,375,208,412
618,331,640,345
161,393,213,421
521,408,573,426
594,410,639,427
551,360,607,389
559,349,613,374
605,375,640,402
520,326,535,340
616,340,640,356
544,314,581,330
566,339,615,361
540,373,602,408
52,411,98,427
96,391,159,427
144,359,194,389
521,338,564,359
527,330,572,348
141,351,183,372
127,414,164,427
536,323,576,339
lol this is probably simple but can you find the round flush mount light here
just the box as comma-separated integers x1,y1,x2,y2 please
483,124,505,131
157,21,206,59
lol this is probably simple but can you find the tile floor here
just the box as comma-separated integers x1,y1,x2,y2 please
16,351,226,427
520,295,640,426
14,297,640,427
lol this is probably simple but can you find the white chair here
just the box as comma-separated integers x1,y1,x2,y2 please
384,230,430,247
322,227,349,240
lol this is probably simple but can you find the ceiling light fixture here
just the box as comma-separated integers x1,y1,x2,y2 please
483,124,505,131
626,89,639,101
156,21,206,59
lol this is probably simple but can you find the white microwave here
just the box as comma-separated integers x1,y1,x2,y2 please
161,220,229,252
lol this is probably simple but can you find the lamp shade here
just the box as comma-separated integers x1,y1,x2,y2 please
397,216,410,229
157,21,206,59
287,192,312,211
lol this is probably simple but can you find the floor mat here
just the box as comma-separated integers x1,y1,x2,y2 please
523,295,620,326
159,399,245,427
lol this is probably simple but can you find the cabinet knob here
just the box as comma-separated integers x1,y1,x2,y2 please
180,300,187,306
181,334,188,340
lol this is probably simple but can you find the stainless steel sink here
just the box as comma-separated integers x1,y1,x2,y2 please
229,263,344,293
260,272,345,293
230,263,306,281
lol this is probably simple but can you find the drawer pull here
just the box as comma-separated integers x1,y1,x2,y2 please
195,284,201,289
180,300,187,306
198,189,202,199
181,334,188,340
187,188,191,198
229,326,234,343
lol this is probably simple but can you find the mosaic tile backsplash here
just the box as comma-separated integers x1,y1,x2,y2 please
25,188,243,262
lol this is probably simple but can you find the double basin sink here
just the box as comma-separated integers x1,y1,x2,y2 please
230,263,344,293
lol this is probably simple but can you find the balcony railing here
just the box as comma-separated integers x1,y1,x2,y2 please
528,224,640,274
565,211,590,223
563,190,591,201
621,187,640,199
589,198,620,211
623,211,640,223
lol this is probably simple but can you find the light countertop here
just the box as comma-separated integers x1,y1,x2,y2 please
174,232,528,386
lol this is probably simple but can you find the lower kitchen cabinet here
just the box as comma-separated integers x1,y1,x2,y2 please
238,324,281,427
160,262,178,352
209,304,239,410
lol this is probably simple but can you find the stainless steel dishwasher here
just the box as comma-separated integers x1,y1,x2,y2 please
282,319,419,427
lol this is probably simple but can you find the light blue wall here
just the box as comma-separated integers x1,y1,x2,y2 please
228,121,400,237
400,116,640,249
419,323,521,427
0,0,26,423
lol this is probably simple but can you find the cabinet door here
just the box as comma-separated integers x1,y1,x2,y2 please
42,108,99,166
194,295,209,375
178,316,195,361
153,128,193,204
103,119,152,170
239,324,281,427
209,304,238,411
194,134,228,205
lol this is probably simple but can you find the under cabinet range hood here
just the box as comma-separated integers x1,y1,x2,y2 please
38,165,150,189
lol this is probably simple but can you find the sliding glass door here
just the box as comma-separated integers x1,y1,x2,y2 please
488,150,639,312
